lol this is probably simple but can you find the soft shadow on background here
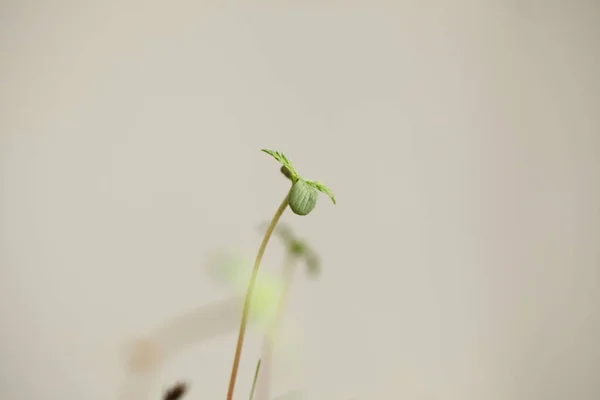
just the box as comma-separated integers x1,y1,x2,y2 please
1,1,599,400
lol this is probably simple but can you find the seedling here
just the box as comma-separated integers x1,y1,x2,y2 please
225,149,335,400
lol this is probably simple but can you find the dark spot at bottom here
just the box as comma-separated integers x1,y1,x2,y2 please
163,382,188,400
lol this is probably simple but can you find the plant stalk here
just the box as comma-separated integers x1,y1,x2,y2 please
248,359,261,400
226,191,291,400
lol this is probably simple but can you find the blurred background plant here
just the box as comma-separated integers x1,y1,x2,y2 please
119,222,322,400
254,223,322,400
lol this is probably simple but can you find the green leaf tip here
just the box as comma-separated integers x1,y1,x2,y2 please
261,149,298,181
261,148,336,209
306,180,336,204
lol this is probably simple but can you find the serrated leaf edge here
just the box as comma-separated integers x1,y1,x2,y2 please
305,180,336,204
261,149,298,180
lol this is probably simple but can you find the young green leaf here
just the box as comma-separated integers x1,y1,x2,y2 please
306,180,336,204
262,149,336,210
261,149,298,181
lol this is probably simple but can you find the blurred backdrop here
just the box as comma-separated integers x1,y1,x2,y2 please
1,1,599,399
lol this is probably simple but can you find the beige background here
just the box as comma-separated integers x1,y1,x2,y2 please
1,1,599,399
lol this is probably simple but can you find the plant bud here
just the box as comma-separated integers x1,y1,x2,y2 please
280,165,293,181
288,180,318,216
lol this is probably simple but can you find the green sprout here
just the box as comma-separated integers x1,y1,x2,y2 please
225,149,336,400
262,149,336,216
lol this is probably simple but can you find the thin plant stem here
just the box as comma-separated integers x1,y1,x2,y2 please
226,191,291,400
248,359,261,400
256,252,298,400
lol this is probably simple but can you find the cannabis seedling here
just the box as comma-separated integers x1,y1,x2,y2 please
225,149,335,400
